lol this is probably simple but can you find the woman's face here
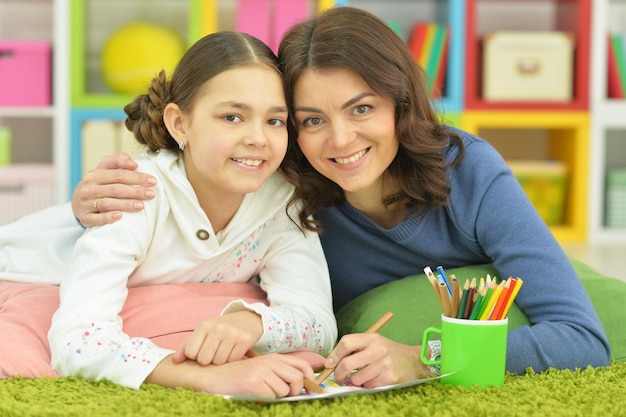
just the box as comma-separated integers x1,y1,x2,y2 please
181,64,288,201
292,68,399,197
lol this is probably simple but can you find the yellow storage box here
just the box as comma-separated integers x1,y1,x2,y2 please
483,31,574,102
507,160,568,226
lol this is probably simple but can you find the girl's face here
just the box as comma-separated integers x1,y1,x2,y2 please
181,65,288,201
293,68,399,198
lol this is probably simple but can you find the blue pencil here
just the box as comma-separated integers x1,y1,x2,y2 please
436,266,452,297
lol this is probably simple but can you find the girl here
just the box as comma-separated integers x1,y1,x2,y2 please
2,31,336,398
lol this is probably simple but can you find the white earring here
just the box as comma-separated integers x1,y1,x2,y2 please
178,141,185,151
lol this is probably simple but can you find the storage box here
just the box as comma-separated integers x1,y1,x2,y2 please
507,160,568,226
0,127,10,165
0,164,54,224
0,41,52,106
483,32,574,102
606,169,626,228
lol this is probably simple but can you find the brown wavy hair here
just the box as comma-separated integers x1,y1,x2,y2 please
124,31,281,151
278,7,464,232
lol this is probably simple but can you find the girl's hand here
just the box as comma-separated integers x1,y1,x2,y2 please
322,333,431,388
72,152,157,227
206,353,316,397
147,353,316,398
173,310,264,365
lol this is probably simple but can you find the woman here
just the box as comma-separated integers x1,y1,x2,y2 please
71,7,610,388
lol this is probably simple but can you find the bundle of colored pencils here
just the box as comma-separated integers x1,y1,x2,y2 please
423,266,523,320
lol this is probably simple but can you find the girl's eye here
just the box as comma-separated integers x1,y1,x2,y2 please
302,117,322,127
353,105,371,115
268,118,285,127
224,114,242,122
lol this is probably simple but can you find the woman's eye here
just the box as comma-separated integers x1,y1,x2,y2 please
268,118,285,127
302,117,322,127
224,114,242,122
353,105,371,115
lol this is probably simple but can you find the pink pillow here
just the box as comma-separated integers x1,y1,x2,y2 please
0,281,324,379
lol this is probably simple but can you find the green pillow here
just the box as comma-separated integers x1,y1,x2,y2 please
336,259,625,363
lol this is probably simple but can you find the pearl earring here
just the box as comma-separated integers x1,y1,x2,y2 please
178,141,185,151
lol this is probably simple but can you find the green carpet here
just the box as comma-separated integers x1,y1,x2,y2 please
2,362,626,416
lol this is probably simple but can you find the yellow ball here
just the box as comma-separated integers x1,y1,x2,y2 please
101,21,185,94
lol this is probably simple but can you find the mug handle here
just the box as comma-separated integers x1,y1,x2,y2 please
420,326,442,366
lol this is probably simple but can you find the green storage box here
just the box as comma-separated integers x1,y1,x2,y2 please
606,169,626,228
0,127,10,166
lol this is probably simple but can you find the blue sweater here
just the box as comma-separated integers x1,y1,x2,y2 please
315,128,611,374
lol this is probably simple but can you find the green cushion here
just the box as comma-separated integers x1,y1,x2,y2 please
336,259,625,363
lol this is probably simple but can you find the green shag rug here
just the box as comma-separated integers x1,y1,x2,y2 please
2,362,626,417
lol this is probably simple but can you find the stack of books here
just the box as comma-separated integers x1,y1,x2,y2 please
607,33,626,98
408,22,450,98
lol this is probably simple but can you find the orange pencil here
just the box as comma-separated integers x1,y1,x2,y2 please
315,312,394,385
499,278,524,319
489,278,512,320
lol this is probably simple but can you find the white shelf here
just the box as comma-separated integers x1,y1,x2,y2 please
589,0,626,244
0,0,69,205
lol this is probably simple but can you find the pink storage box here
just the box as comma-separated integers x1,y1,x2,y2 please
0,41,52,106
0,164,54,224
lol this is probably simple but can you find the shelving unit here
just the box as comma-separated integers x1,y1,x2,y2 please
2,0,621,243
589,0,626,244
67,0,214,189
0,0,69,224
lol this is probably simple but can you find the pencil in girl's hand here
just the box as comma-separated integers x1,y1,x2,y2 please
246,349,327,394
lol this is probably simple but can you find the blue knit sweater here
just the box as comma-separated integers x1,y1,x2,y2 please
315,128,611,375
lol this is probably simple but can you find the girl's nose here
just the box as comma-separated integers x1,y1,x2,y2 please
243,125,268,146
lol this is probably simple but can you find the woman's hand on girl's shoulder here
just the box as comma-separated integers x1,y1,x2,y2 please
72,152,157,227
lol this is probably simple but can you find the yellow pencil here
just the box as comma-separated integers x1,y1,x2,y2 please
479,280,505,320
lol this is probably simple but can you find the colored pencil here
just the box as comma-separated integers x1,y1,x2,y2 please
490,278,513,320
480,280,505,320
450,274,460,318
476,277,497,320
436,266,453,297
246,349,326,394
499,278,524,319
457,279,470,319
315,312,394,385
463,277,477,319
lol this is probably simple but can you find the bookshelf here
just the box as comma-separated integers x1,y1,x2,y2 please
3,0,615,242
589,0,626,243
